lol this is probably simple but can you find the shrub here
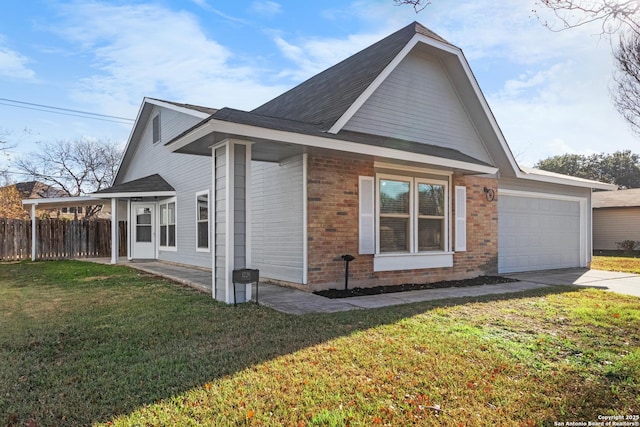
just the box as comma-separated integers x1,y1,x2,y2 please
615,240,639,253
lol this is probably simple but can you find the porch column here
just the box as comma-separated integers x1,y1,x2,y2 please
212,139,252,304
110,198,118,264
31,204,37,261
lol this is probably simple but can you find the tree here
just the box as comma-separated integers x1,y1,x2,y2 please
534,150,640,188
534,0,640,35
395,1,640,34
15,139,122,218
0,184,30,220
612,31,640,136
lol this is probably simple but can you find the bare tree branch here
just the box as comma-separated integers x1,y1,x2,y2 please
534,0,640,35
612,30,640,136
14,138,123,218
393,0,431,13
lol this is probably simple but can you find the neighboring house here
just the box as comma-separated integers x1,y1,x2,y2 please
15,181,67,200
592,188,640,250
30,22,615,304
16,181,109,219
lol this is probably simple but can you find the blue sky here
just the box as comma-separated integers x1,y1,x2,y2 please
0,0,636,178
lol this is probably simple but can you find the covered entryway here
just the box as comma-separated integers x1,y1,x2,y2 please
498,191,586,273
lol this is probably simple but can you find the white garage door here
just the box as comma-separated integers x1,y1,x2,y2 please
498,194,584,273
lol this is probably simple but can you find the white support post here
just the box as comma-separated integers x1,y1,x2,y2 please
31,204,37,261
111,198,118,264
127,199,132,261
244,142,253,301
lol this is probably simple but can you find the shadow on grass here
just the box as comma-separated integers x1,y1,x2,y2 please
0,260,626,426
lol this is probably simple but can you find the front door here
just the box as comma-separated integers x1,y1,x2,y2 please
132,203,156,259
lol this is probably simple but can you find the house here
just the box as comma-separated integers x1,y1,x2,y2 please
15,181,68,200
27,22,615,304
16,180,109,219
592,188,640,250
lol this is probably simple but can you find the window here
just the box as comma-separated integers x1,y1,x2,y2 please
159,199,176,249
152,113,161,144
377,174,449,254
196,191,209,250
135,207,152,243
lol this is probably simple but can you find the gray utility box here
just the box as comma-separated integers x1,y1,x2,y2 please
232,269,259,305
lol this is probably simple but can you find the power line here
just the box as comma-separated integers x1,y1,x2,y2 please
0,97,135,124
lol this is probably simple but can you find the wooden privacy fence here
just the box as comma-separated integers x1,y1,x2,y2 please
0,219,127,261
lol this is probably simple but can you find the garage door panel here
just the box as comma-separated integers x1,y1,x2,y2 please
499,194,583,273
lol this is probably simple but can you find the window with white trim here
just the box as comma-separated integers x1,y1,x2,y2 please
159,199,176,249
377,174,449,254
196,191,209,251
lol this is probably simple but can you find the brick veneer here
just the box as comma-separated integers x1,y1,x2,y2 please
306,152,498,290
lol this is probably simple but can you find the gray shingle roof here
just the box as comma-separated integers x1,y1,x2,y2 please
147,97,218,115
251,22,450,129
207,108,491,167
592,188,640,208
94,174,174,195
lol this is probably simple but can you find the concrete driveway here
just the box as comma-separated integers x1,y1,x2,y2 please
506,268,640,298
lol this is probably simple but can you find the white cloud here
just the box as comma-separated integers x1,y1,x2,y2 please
0,36,36,81
250,1,282,19
50,1,283,116
271,31,388,81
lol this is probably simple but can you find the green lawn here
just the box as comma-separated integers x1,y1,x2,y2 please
592,254,640,274
1,260,639,426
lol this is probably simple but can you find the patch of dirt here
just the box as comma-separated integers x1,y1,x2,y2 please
81,276,112,282
313,276,519,299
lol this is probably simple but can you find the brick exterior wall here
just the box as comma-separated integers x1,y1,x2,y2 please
306,152,498,291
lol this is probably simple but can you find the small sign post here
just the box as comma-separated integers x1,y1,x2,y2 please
231,268,259,306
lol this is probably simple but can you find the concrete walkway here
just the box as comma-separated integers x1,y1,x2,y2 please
506,268,640,298
86,259,639,315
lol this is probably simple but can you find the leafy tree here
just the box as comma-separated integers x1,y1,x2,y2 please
534,150,640,188
0,185,30,220
15,139,123,218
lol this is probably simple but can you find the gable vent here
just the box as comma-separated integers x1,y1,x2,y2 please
152,113,161,144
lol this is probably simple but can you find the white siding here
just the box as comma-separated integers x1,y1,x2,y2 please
214,146,226,301
251,155,304,283
120,105,212,269
593,207,640,250
343,50,491,164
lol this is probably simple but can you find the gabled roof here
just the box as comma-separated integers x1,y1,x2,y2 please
163,21,613,190
114,97,215,185
94,173,174,196
592,188,640,208
252,22,449,130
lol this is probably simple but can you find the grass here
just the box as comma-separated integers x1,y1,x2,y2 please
1,260,639,426
592,253,640,274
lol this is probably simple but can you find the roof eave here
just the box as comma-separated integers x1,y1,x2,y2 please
166,118,498,175
90,191,176,199
516,170,617,190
